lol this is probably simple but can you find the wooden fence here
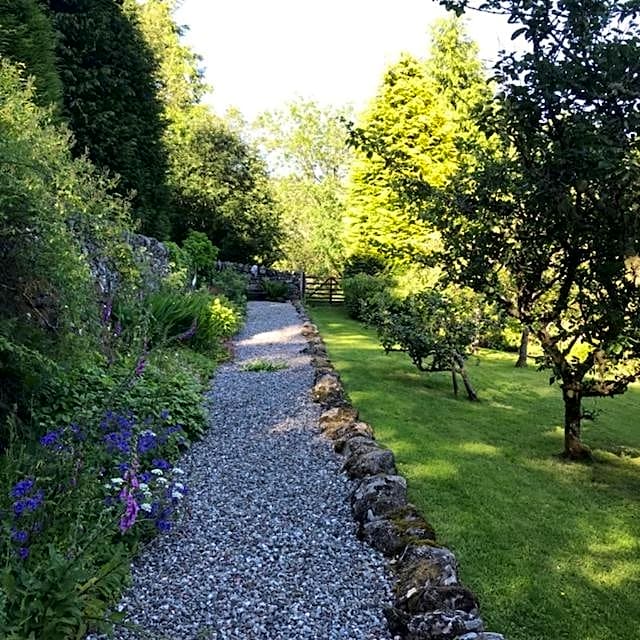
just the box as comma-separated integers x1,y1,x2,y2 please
302,275,344,304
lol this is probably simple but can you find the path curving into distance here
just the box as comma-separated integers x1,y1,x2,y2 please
109,301,393,640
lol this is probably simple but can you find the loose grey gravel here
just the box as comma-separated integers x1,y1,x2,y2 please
103,301,394,640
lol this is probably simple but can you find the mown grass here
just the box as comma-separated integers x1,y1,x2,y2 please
310,305,640,640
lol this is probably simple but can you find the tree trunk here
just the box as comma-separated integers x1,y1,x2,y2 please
451,366,459,397
453,351,478,401
515,327,529,368
562,383,592,461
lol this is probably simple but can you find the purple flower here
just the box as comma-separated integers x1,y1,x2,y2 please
40,430,61,448
70,423,86,441
160,409,170,420
119,490,139,533
134,357,146,377
114,320,122,337
11,529,28,543
140,471,152,483
156,519,172,532
137,433,157,454
151,458,171,470
104,431,131,455
11,478,34,499
13,500,27,517
101,300,113,324
17,547,29,560
25,490,44,512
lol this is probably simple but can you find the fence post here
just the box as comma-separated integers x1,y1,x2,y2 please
300,272,306,299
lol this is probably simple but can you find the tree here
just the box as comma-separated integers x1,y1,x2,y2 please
254,99,354,275
346,19,491,268
131,0,206,117
43,0,171,237
375,289,480,401
169,106,281,263
0,0,62,108
426,0,640,458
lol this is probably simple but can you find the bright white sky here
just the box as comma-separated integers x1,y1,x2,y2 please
174,0,514,121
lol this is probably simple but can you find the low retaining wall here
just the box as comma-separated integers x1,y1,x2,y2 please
293,300,506,640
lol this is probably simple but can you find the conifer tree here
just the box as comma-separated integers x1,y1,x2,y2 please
43,0,171,237
346,18,490,267
0,0,62,108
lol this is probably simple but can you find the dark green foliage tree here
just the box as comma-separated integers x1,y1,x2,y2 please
426,0,640,458
0,0,62,108
42,0,171,237
169,107,282,263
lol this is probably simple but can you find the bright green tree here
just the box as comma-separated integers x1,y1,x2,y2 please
42,0,171,237
254,99,354,275
346,18,491,267
132,0,206,116
0,0,62,108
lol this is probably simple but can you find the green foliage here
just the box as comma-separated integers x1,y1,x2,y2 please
133,0,207,115
374,289,479,373
312,305,640,640
44,0,171,237
254,99,354,275
345,18,490,268
163,240,190,290
168,106,282,262
208,268,248,308
241,359,288,372
182,229,219,281
145,289,240,355
0,60,138,431
262,279,290,301
0,0,62,108
432,0,640,454
342,273,392,322
342,252,387,278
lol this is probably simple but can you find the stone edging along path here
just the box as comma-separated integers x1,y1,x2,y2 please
295,301,507,640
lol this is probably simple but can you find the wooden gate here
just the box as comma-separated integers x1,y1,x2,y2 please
302,275,344,304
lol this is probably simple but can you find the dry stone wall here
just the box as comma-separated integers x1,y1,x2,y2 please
293,300,507,640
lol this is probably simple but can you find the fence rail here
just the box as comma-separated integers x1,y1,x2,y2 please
302,275,344,304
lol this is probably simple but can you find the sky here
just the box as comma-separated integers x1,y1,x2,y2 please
174,0,515,121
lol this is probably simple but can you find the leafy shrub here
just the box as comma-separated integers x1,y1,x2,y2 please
144,290,240,355
374,288,485,399
208,268,248,308
343,252,387,278
343,273,393,321
163,240,190,290
0,60,138,432
182,230,219,285
262,279,290,301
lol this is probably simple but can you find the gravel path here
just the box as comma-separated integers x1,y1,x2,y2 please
110,301,393,640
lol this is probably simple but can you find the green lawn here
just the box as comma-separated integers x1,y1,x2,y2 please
310,305,640,640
